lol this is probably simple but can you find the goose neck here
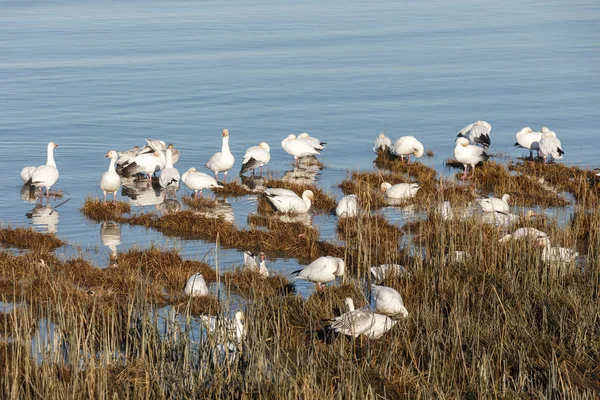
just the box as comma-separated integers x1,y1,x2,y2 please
47,145,56,168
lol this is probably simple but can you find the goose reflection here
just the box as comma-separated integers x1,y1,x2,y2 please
100,221,121,266
194,199,234,223
282,166,321,185
276,212,313,226
157,198,181,214
239,174,265,190
121,181,164,208
20,184,39,204
26,205,59,233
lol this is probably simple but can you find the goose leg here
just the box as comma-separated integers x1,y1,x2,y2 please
224,171,228,183
113,192,118,204
103,191,108,205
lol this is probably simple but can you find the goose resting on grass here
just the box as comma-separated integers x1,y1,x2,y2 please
265,189,314,213
380,182,420,200
240,142,270,175
27,142,59,200
515,127,542,159
183,273,209,296
454,137,489,179
206,129,235,182
538,237,578,268
281,134,321,167
373,133,392,153
457,120,491,148
392,136,424,163
475,194,510,213
292,256,345,290
330,298,397,339
499,227,548,243
182,167,223,198
372,285,409,317
100,150,121,204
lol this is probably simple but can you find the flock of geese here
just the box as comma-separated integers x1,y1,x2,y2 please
18,122,575,342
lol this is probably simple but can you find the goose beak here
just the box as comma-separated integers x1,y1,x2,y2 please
104,153,110,157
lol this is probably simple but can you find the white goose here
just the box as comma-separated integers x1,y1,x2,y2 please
380,182,420,200
200,311,246,344
183,273,209,296
265,189,314,213
515,127,543,159
457,120,492,148
243,251,269,277
298,132,326,150
206,128,235,182
499,227,548,243
117,146,140,166
336,194,358,218
120,150,165,180
182,167,223,198
281,134,320,166
240,142,270,175
166,143,181,165
373,133,392,153
292,256,345,290
20,166,37,184
28,142,60,199
330,298,397,339
370,264,406,283
392,136,424,162
454,137,489,179
475,194,510,213
539,129,564,163
100,150,121,203
538,237,579,267
159,149,180,198
372,285,409,318
145,138,166,152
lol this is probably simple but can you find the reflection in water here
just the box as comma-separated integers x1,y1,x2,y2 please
100,221,121,266
276,212,313,226
239,175,265,190
121,181,164,208
157,199,182,214
194,199,234,223
282,166,321,185
20,184,38,204
26,205,59,233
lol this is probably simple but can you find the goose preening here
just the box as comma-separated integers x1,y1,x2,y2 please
281,134,321,167
330,298,397,339
183,273,209,296
380,182,420,200
181,167,223,198
370,264,406,283
475,194,510,213
265,188,314,213
159,149,180,198
120,150,165,181
100,150,121,203
373,133,392,153
537,237,579,267
240,142,270,176
457,121,491,148
206,128,235,182
292,256,345,290
499,227,548,243
27,142,60,199
392,136,424,162
539,129,564,163
200,311,246,344
298,132,326,150
117,146,140,166
454,137,489,179
243,251,269,277
20,166,36,184
372,285,409,317
145,138,166,152
515,127,542,159
336,194,358,218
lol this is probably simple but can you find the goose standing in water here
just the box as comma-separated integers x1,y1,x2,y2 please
475,194,510,213
373,133,392,153
539,129,564,163
292,256,345,290
206,129,235,182
457,120,492,149
454,137,489,180
392,136,424,163
184,273,209,296
240,142,270,176
281,134,320,166
100,150,121,204
265,189,314,213
181,167,223,198
380,182,420,200
159,148,180,199
515,127,542,159
27,142,59,200
120,151,165,182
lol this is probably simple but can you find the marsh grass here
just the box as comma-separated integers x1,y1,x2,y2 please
80,197,131,221
211,180,255,197
182,195,219,209
0,226,64,253
374,151,438,183
222,268,294,297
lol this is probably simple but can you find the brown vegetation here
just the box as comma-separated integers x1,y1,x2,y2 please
80,197,131,221
0,226,64,253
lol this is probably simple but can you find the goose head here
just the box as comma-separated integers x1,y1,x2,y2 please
502,194,510,203
335,259,346,277
298,132,310,140
259,142,270,152
104,150,118,159
378,133,386,139
222,128,229,137
455,137,470,147
343,297,355,312
380,182,392,193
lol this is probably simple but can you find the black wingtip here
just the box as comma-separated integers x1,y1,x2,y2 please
291,269,303,275
514,142,520,147
557,148,565,156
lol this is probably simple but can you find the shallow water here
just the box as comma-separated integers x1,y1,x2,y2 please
1,0,599,296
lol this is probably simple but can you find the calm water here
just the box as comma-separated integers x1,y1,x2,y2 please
1,0,599,296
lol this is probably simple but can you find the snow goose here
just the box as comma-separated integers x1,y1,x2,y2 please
28,142,59,199
457,120,491,148
265,189,314,213
281,134,320,167
373,133,392,153
184,273,209,296
167,143,180,165
475,194,510,213
380,182,420,200
330,298,397,339
298,132,326,150
120,150,165,180
499,227,547,243
392,136,424,162
117,146,140,166
200,311,246,344
481,211,520,227
444,251,470,264
372,285,409,318
243,251,269,277
206,129,235,182
370,264,406,283
145,138,166,152
515,127,542,159
20,166,36,184
264,187,297,197
292,256,345,290
182,167,222,198
537,237,578,268
159,149,180,198
336,195,358,218
100,150,121,203
539,130,564,163
240,142,270,175
454,137,489,179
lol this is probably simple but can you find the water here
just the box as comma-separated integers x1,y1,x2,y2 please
1,0,599,296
